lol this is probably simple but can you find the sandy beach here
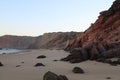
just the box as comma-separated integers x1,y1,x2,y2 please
0,49,120,80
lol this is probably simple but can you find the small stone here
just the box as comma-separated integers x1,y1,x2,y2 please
34,63,45,67
53,60,58,62
16,65,21,67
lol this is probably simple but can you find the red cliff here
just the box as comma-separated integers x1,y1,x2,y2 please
62,0,120,63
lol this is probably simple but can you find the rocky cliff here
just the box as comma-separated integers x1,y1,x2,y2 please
0,32,80,49
27,32,81,49
62,0,120,63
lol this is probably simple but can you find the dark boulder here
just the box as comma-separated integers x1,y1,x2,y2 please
37,55,46,59
34,63,45,67
72,67,84,74
61,47,89,63
43,71,69,80
61,48,82,62
59,75,68,80
0,62,3,67
43,71,58,80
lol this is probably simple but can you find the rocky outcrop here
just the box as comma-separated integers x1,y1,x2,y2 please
0,32,80,49
63,0,120,63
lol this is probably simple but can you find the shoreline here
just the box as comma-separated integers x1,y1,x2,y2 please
0,49,120,80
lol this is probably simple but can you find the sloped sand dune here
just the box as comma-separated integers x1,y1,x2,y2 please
0,49,120,80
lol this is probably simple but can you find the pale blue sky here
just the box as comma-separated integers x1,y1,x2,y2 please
0,0,114,36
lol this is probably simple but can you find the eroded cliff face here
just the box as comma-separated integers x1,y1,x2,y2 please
65,0,120,50
29,32,81,49
62,0,120,63
0,32,80,49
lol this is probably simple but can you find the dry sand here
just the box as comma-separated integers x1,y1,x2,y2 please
0,49,120,80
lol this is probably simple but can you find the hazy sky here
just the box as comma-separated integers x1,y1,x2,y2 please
0,0,114,36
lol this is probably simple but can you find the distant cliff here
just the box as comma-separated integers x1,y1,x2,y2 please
0,32,81,49
0,35,36,49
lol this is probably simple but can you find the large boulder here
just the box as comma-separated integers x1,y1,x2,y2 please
43,71,68,80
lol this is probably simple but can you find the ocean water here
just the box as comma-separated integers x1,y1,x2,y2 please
0,48,22,54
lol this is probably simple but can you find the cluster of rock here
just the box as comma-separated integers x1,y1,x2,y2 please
62,42,120,63
63,0,120,63
43,67,84,80
34,55,46,67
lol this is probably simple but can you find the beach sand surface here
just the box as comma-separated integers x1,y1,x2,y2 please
0,49,120,80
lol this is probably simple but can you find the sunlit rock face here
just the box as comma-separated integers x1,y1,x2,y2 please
65,0,120,50
63,0,120,63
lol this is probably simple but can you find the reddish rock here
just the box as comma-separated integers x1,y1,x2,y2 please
63,0,120,63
